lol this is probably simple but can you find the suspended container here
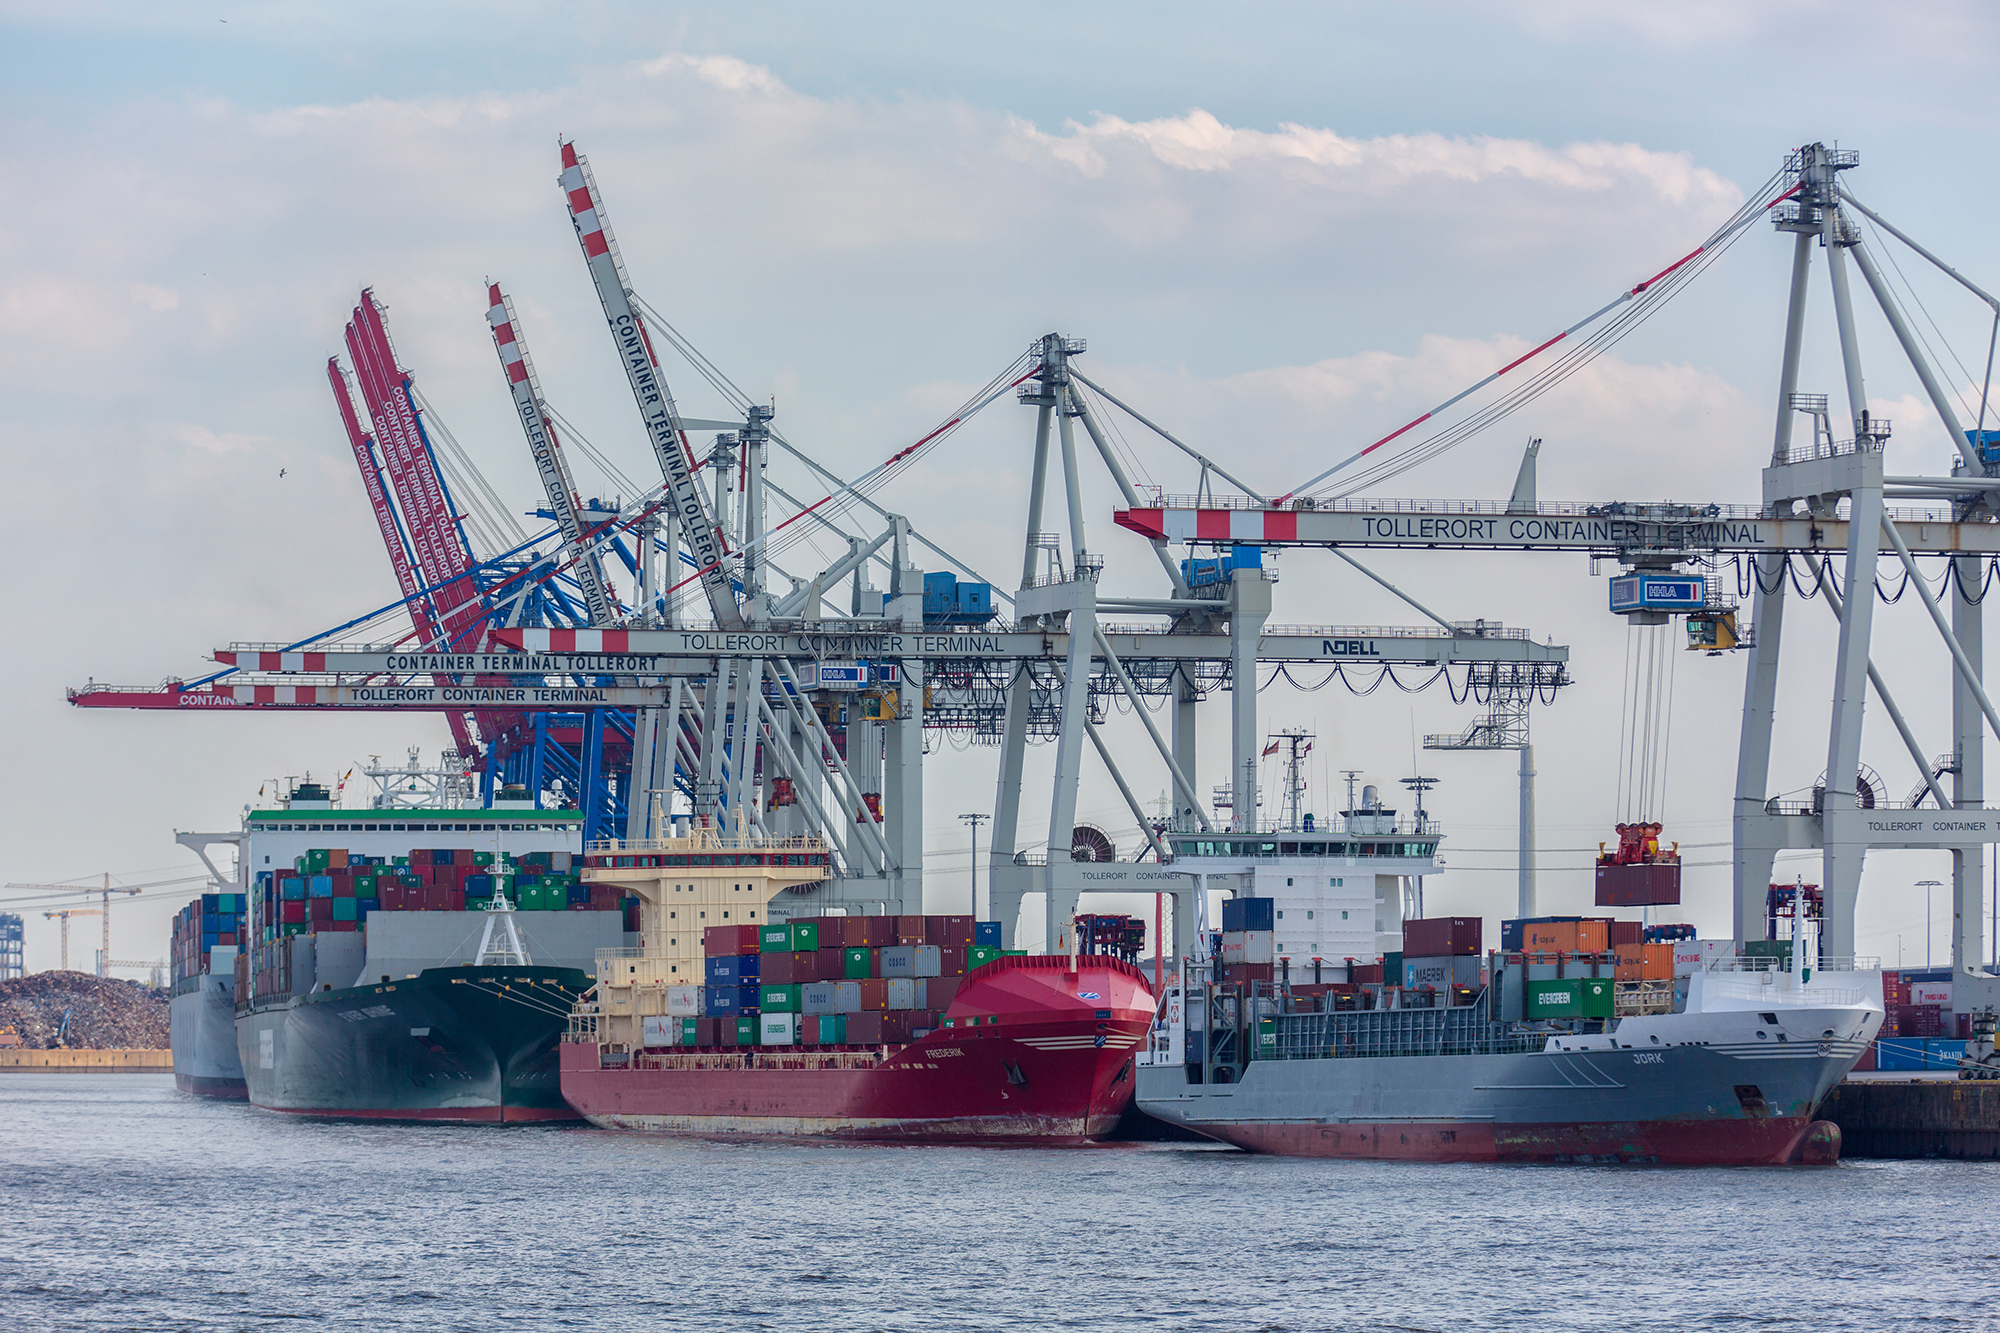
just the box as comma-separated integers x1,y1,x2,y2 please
1595,822,1681,906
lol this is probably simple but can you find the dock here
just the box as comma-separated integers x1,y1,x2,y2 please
1822,1075,2000,1159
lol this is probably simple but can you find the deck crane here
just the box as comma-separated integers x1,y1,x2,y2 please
557,140,743,630
485,283,619,628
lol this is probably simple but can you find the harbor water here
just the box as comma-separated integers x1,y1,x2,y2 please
4,1074,1996,1331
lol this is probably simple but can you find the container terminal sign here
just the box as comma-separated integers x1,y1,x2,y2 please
1609,575,1706,614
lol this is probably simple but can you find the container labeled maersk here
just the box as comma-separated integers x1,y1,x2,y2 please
1403,955,1482,990
1524,976,1615,1020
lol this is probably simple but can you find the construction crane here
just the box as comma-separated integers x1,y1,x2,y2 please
557,140,742,629
40,909,98,973
9,875,147,975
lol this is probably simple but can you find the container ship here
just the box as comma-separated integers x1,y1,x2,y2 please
1135,830,1882,1163
168,895,247,1098
560,831,1154,1141
174,775,639,1122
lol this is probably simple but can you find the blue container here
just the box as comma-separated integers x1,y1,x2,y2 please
974,921,1002,948
1925,1039,1968,1070
1876,1038,1930,1072
1184,1029,1205,1064
1222,897,1275,933
706,955,760,985
923,570,957,616
357,897,378,918
201,893,220,912
281,880,305,901
955,582,992,618
202,932,218,950
309,875,333,897
465,874,492,893
705,984,761,1017
567,885,591,906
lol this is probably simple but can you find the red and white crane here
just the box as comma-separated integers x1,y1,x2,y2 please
558,140,742,629
486,282,619,628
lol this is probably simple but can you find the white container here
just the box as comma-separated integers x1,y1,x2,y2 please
641,1015,677,1047
1911,981,1953,1007
913,945,941,978
887,976,918,1010
1671,942,1706,977
1239,930,1275,965
666,983,703,1017
760,1013,798,1045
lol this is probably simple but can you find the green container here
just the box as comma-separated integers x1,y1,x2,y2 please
332,898,358,922
969,946,1001,969
678,1017,700,1047
306,849,330,872
1002,949,1029,957
524,885,548,911
1524,977,1616,1020
844,947,873,979
759,924,794,953
353,875,376,893
393,857,408,866
1383,950,1404,981
280,922,306,937
789,922,820,953
1255,1016,1277,1058
734,1016,758,1045
473,852,494,867
760,984,801,1013
294,856,308,873
817,1013,847,1045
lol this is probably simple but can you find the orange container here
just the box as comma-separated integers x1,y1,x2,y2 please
328,849,349,869
1525,921,1577,952
1574,920,1609,953
1614,943,1675,981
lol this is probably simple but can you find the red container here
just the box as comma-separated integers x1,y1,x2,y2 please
799,1015,820,1044
446,888,465,912
846,1010,884,1044
939,946,967,977
1402,916,1482,958
817,946,846,979
1851,1042,1878,1072
333,881,356,900
922,976,963,1010
705,925,760,956
1958,1012,1974,1040
1883,973,1911,1007
860,916,896,947
280,901,306,924
695,1016,720,1046
762,952,797,986
840,916,870,948
1594,861,1681,906
857,978,889,1010
1896,1004,1944,1037
329,919,357,933
1350,962,1385,984
1222,962,1275,985
1608,920,1645,947
879,1011,913,1044
894,915,926,945
791,950,822,984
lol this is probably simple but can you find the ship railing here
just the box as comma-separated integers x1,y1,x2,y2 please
587,833,830,854
1703,976,1868,1006
1702,955,1881,974
1267,1004,1543,1060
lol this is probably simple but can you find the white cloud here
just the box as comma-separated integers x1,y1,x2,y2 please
640,52,791,96
128,282,179,312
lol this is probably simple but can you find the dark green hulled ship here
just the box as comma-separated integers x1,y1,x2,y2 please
239,963,590,1122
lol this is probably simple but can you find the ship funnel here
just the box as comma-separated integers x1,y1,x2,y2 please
1362,784,1378,809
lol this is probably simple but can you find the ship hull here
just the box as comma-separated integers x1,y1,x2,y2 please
170,975,247,1100
238,965,588,1123
564,955,1153,1143
1138,1003,1877,1165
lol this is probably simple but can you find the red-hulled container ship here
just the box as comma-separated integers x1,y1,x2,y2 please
561,955,1151,1141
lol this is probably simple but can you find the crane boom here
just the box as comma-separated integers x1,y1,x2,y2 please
327,358,479,756
557,140,742,628
485,284,619,627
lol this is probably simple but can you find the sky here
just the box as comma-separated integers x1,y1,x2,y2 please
4,1,2000,974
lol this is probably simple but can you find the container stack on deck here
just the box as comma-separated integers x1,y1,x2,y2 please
243,843,637,1005
1209,905,1724,1020
637,914,1012,1050
169,894,244,993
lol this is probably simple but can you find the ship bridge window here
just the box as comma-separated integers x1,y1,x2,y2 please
1257,842,1279,857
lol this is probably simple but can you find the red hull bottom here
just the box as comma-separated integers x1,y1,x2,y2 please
258,1103,580,1124
1197,1116,1829,1165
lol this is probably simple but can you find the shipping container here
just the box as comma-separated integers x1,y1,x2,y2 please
920,976,963,1011
847,1010,885,1044
974,921,1002,949
788,921,820,953
1524,976,1615,1019
842,946,873,980
887,977,918,1010
1613,943,1676,982
1221,897,1276,932
833,980,863,1013
894,914,926,945
705,925,761,957
666,984,703,1017
857,978,889,1010
817,1013,847,1045
800,983,839,1015
968,945,1001,970
761,1013,799,1046
759,984,802,1014
1402,917,1482,958
1402,955,1482,989
912,945,942,978
879,945,917,976
705,954,761,986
